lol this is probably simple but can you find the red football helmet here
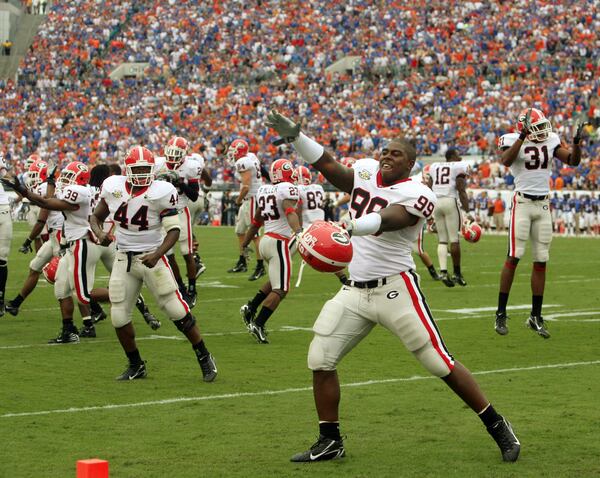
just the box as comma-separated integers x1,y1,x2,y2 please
27,159,48,188
339,157,356,168
125,146,155,186
164,136,188,167
59,161,90,187
227,139,249,163
297,165,312,186
26,153,41,169
298,221,353,273
462,222,482,243
42,256,60,284
517,108,552,142
270,158,298,184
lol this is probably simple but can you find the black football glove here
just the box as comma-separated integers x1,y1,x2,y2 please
0,176,26,195
519,108,532,141
573,121,588,145
46,165,58,187
19,238,33,254
266,111,302,146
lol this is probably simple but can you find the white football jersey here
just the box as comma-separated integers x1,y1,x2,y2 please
256,182,299,237
348,159,437,281
37,182,64,231
429,161,469,198
498,132,561,195
155,154,205,208
299,184,325,226
235,153,262,199
0,181,8,205
100,176,179,252
59,184,91,242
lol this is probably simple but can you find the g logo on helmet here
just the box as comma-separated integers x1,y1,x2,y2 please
462,222,482,243
298,220,353,273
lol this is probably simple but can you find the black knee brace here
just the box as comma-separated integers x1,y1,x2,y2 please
173,313,196,333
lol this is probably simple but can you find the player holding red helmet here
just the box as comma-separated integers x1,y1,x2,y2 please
239,158,301,343
155,136,212,308
494,108,583,338
90,146,217,382
227,138,265,280
267,111,521,464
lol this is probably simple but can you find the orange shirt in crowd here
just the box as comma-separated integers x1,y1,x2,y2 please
493,198,505,214
554,176,564,190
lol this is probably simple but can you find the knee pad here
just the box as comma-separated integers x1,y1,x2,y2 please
0,245,8,261
307,299,345,371
110,303,132,328
412,341,453,377
160,292,189,320
307,336,337,371
173,313,196,333
179,240,190,256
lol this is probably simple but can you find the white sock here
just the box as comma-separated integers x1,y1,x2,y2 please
437,244,448,272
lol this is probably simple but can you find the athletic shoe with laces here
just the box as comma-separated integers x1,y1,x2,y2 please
116,361,147,381
526,314,550,339
79,324,96,338
5,300,19,316
240,303,255,328
197,353,217,382
440,273,455,288
248,264,266,281
48,328,80,344
194,254,207,278
228,259,247,273
248,321,269,344
290,435,346,462
142,309,161,330
186,289,197,309
428,269,442,281
486,417,520,462
91,309,107,324
452,273,467,286
495,312,509,336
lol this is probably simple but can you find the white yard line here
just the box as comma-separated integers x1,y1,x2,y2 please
2,360,598,419
434,304,561,314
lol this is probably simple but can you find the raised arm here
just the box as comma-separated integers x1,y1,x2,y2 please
553,122,585,167
266,111,354,193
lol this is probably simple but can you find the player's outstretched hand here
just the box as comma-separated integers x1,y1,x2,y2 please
266,111,302,145
1,176,26,195
573,121,588,145
520,108,532,138
19,238,33,254
140,252,160,269
46,165,58,187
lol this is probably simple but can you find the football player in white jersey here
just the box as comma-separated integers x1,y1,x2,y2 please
155,136,212,307
239,159,301,344
3,161,98,343
494,108,582,338
227,139,266,281
90,146,217,382
267,112,521,464
428,149,471,287
0,155,12,315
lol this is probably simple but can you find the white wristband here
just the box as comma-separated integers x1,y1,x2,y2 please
352,212,382,236
292,133,324,164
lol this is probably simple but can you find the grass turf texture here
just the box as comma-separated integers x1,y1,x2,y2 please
1,223,599,477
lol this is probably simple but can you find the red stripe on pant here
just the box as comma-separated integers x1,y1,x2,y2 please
283,239,292,291
160,256,190,314
183,207,193,254
73,240,89,305
509,195,517,256
417,228,424,255
400,272,454,370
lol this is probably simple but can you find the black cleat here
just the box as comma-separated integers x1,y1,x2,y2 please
142,309,161,330
5,300,19,316
248,321,269,344
240,303,255,328
194,254,207,278
228,260,247,273
92,310,107,324
429,270,442,281
248,264,266,281
452,273,467,286
48,328,80,344
495,312,509,336
198,353,217,382
79,324,96,338
116,361,147,381
290,435,346,462
440,273,455,288
487,417,521,462
526,315,550,339
186,289,197,309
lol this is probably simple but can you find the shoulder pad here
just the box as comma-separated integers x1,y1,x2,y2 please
147,180,176,200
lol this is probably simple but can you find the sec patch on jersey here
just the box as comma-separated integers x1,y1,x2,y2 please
298,220,352,273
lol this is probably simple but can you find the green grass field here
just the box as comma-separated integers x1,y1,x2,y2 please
0,223,599,478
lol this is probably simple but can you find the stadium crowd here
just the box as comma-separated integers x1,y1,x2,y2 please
1,0,600,191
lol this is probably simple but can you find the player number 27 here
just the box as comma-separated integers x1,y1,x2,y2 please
413,195,434,218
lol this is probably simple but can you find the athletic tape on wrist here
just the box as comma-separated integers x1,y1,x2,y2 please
292,133,324,164
352,212,382,236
